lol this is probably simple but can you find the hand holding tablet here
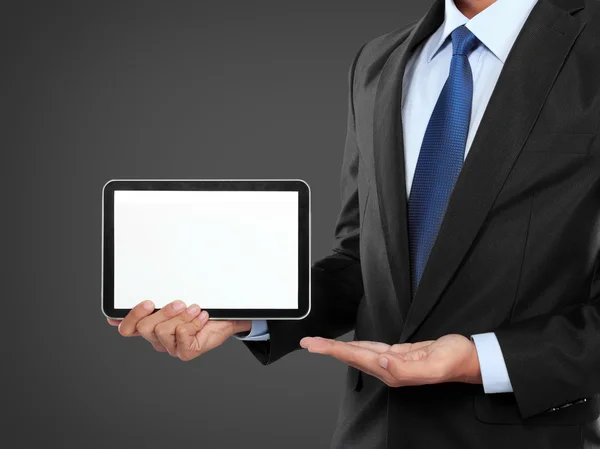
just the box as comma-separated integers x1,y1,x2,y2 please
106,299,253,359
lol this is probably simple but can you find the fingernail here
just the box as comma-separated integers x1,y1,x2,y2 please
199,311,209,322
300,338,309,348
143,300,154,310
172,301,185,312
187,304,200,315
379,357,389,370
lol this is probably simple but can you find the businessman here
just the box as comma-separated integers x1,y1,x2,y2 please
109,0,600,447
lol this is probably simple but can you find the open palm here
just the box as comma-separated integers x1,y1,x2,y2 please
300,334,482,387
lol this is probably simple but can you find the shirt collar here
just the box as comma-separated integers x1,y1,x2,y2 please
427,0,539,64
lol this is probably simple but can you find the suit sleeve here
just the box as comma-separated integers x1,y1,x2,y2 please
242,42,367,365
494,250,600,419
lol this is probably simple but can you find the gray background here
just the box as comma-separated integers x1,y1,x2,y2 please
4,1,428,448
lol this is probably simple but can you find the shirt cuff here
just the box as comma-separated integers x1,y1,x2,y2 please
471,332,514,394
233,320,270,341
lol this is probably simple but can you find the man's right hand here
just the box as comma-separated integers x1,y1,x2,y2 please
107,300,252,361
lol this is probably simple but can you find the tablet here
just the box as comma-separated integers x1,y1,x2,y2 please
102,179,310,320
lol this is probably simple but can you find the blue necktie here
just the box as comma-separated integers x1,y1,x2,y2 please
408,25,480,296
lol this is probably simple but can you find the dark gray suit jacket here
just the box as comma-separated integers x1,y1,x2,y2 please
244,0,600,447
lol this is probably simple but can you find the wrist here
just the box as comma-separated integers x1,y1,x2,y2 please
463,340,483,384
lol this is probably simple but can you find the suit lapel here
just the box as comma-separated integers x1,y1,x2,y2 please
399,0,586,342
372,0,445,325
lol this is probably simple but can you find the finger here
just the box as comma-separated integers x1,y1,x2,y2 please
118,300,155,337
151,342,169,353
346,341,392,353
136,300,186,345
175,311,211,361
301,338,378,365
387,340,435,355
155,304,202,356
300,338,389,377
300,337,338,352
107,319,121,327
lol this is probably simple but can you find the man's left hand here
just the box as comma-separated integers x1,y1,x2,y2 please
299,334,482,387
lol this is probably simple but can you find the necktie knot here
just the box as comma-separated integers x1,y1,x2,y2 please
451,25,480,57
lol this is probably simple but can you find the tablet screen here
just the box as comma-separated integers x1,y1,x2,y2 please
113,190,299,310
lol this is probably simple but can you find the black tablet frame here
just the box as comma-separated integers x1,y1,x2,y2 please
102,179,310,320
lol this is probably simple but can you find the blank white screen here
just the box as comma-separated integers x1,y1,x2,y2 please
113,190,298,309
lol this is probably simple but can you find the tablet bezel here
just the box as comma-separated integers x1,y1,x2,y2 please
102,179,310,320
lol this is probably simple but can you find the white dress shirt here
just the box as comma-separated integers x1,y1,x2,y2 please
237,0,539,394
